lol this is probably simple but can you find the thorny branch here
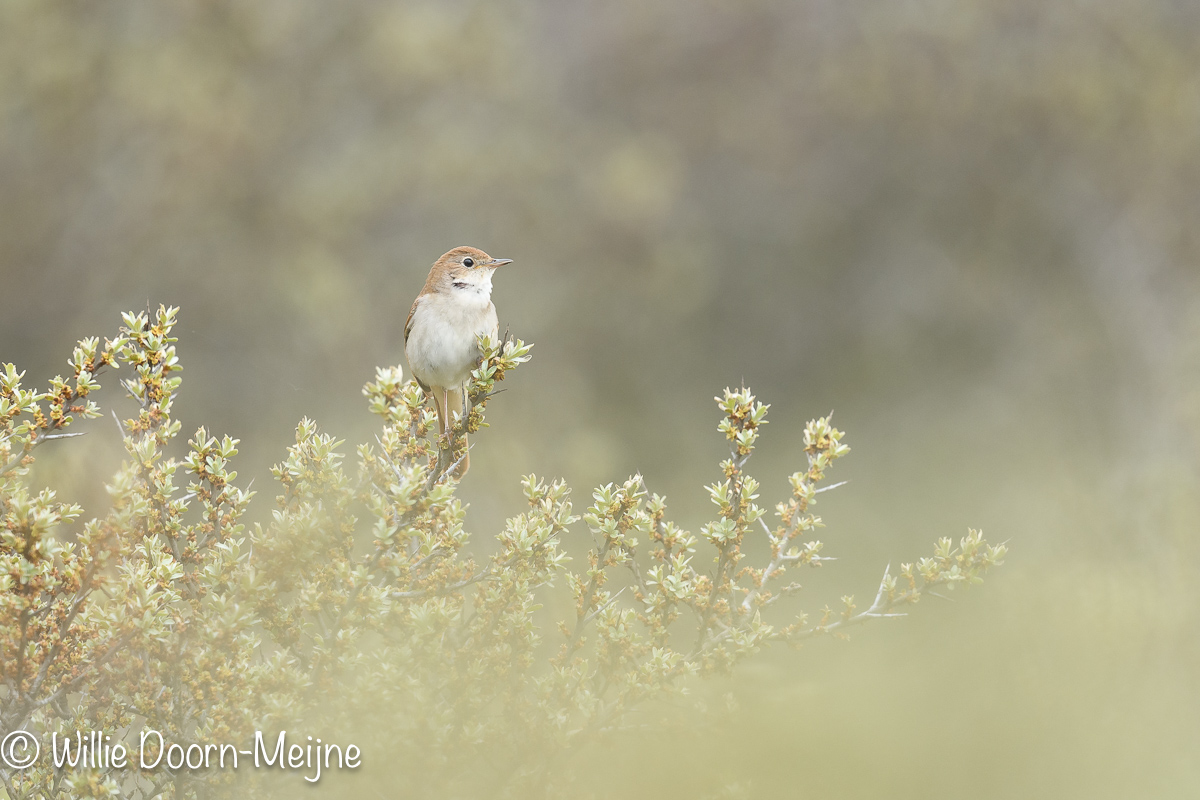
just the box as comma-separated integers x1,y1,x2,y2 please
2,312,1003,800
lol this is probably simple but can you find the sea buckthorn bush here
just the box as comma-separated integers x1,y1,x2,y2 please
0,307,1005,799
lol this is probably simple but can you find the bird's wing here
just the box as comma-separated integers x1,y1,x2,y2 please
404,296,420,346
403,296,432,393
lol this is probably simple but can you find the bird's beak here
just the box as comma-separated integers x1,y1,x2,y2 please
488,258,513,268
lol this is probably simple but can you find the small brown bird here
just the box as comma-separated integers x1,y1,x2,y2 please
404,246,512,478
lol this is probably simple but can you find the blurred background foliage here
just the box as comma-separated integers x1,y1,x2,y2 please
2,0,1199,797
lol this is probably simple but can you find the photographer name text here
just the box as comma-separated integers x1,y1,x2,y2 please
0,729,360,784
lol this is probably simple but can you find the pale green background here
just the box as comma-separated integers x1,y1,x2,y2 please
2,2,1198,797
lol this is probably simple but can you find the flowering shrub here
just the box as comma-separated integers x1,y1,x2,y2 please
0,307,1005,799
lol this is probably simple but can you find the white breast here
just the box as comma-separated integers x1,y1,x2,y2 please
406,289,499,389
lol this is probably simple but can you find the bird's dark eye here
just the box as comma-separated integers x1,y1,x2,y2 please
462,257,474,268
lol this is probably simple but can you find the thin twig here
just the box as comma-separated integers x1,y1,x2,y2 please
38,431,88,442
582,587,627,625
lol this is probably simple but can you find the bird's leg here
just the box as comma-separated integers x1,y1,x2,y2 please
443,386,468,479
430,386,448,434
458,386,471,478
433,386,451,478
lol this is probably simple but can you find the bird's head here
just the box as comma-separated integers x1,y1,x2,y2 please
427,246,513,294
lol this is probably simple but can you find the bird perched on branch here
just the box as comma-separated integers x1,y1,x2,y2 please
404,245,512,478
